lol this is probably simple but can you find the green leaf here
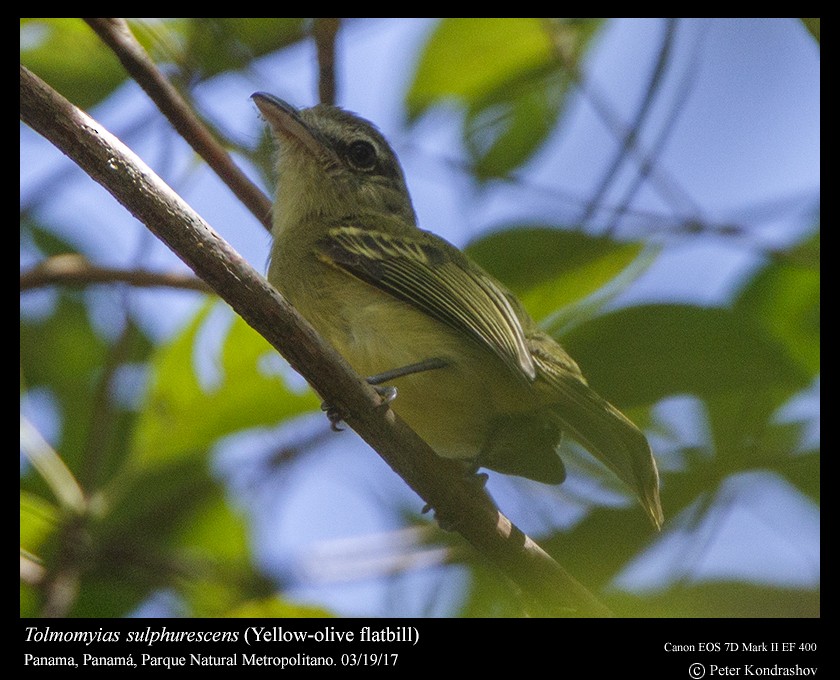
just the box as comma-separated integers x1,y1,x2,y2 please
779,448,820,502
53,458,224,616
20,18,131,109
20,294,107,479
74,458,272,617
20,583,40,618
178,18,307,78
702,390,815,481
169,484,252,561
22,218,79,258
170,496,276,617
20,19,308,111
132,301,319,466
407,19,603,176
541,502,667,590
21,289,154,492
20,491,59,558
101,457,218,547
20,293,105,396
458,561,527,617
407,19,601,116
800,18,820,44
734,232,820,377
466,226,647,322
561,304,811,410
464,68,568,179
227,597,335,618
407,18,556,118
610,582,819,617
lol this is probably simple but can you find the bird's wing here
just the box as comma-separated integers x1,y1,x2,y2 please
316,226,536,381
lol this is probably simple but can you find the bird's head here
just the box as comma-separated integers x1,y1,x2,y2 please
253,93,417,231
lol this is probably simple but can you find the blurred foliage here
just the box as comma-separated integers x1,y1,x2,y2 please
734,230,820,376
20,18,818,618
466,226,647,323
800,18,820,44
132,301,319,466
227,597,334,618
20,18,133,110
20,18,307,110
563,304,810,409
407,18,603,178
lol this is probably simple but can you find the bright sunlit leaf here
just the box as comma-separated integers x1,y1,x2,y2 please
407,18,603,177
132,301,319,466
466,226,647,322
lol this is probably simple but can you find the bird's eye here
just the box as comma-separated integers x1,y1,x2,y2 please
346,140,378,170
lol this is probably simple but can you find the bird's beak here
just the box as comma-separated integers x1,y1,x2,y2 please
252,92,329,160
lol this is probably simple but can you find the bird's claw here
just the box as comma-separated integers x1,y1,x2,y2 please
320,401,346,431
372,384,397,408
421,468,490,531
320,385,397,431
420,503,456,531
469,471,489,488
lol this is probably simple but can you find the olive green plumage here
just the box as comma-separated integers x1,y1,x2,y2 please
253,93,663,528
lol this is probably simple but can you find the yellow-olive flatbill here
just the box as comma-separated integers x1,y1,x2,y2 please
253,93,663,529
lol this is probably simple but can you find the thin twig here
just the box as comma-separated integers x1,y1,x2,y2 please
20,416,86,514
314,18,340,105
20,417,86,617
604,21,707,234
20,254,213,293
20,64,613,617
83,18,273,231
580,18,678,227
79,232,159,492
544,18,702,221
80,321,132,492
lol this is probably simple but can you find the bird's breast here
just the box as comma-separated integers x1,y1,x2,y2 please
270,255,538,460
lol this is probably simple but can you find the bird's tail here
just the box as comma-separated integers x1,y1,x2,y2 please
532,347,663,528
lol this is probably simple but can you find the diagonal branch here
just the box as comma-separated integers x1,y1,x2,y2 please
83,18,273,231
20,63,612,617
20,253,212,293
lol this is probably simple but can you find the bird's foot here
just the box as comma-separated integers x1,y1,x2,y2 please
421,466,490,531
372,384,397,408
320,401,346,432
321,383,398,431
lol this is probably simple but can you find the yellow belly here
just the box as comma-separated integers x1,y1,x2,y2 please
283,268,534,460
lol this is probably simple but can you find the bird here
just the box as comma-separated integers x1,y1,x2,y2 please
252,92,663,529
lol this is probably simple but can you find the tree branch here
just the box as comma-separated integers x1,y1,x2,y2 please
580,18,678,228
544,18,702,221
83,18,273,232
20,63,612,617
604,23,706,235
314,18,340,105
20,254,213,293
